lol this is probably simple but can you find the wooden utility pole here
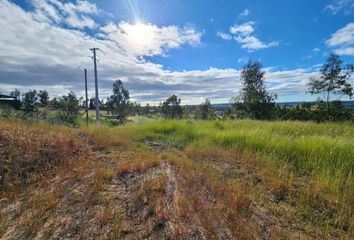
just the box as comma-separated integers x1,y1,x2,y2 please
90,48,100,125
84,68,89,127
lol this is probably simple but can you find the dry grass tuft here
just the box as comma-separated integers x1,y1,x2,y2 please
116,150,160,175
136,173,168,222
0,119,83,193
78,126,137,151
164,151,253,238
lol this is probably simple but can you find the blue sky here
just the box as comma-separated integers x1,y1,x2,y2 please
0,0,353,104
100,0,353,70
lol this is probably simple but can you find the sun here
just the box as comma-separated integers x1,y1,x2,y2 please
124,22,154,46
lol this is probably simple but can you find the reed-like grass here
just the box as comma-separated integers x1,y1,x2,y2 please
132,120,354,178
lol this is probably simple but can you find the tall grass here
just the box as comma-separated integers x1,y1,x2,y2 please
131,120,354,179
80,119,354,181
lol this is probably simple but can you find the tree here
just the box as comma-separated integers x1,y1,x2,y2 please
144,103,150,115
9,89,21,109
49,97,60,109
162,94,183,119
106,80,130,123
10,89,20,100
89,97,95,110
194,98,214,120
57,91,80,125
22,90,38,112
38,90,49,106
308,53,353,120
240,61,275,119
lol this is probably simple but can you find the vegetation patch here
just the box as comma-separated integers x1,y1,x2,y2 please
0,119,83,193
116,150,161,175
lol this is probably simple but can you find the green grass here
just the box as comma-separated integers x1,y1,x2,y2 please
126,120,353,178
77,119,354,237
82,119,354,179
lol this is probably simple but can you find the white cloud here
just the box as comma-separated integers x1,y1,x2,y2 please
326,23,354,47
265,69,319,97
30,0,98,29
237,58,248,64
101,22,202,57
235,35,278,51
334,47,354,56
0,0,318,104
325,0,354,15
217,31,232,40
239,9,250,18
230,22,255,36
227,22,279,51
302,47,321,60
326,23,354,56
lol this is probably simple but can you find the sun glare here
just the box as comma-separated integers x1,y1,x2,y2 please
126,22,154,46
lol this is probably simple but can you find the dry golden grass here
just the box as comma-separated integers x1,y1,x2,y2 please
0,119,83,193
163,151,253,239
136,173,168,220
183,142,354,238
78,125,137,151
115,150,160,175
0,154,88,237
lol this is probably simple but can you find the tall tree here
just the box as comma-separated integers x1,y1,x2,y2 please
162,94,183,119
106,80,130,123
57,91,80,125
22,90,38,112
194,98,214,120
240,61,275,119
38,90,49,106
308,53,353,120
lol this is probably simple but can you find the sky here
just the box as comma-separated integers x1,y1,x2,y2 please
0,0,353,104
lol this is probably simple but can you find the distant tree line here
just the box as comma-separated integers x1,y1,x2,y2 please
0,89,81,126
1,53,353,124
227,53,353,122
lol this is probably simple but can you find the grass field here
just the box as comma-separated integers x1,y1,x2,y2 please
1,118,353,239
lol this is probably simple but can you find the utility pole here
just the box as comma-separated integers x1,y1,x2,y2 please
90,48,100,125
84,68,89,127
